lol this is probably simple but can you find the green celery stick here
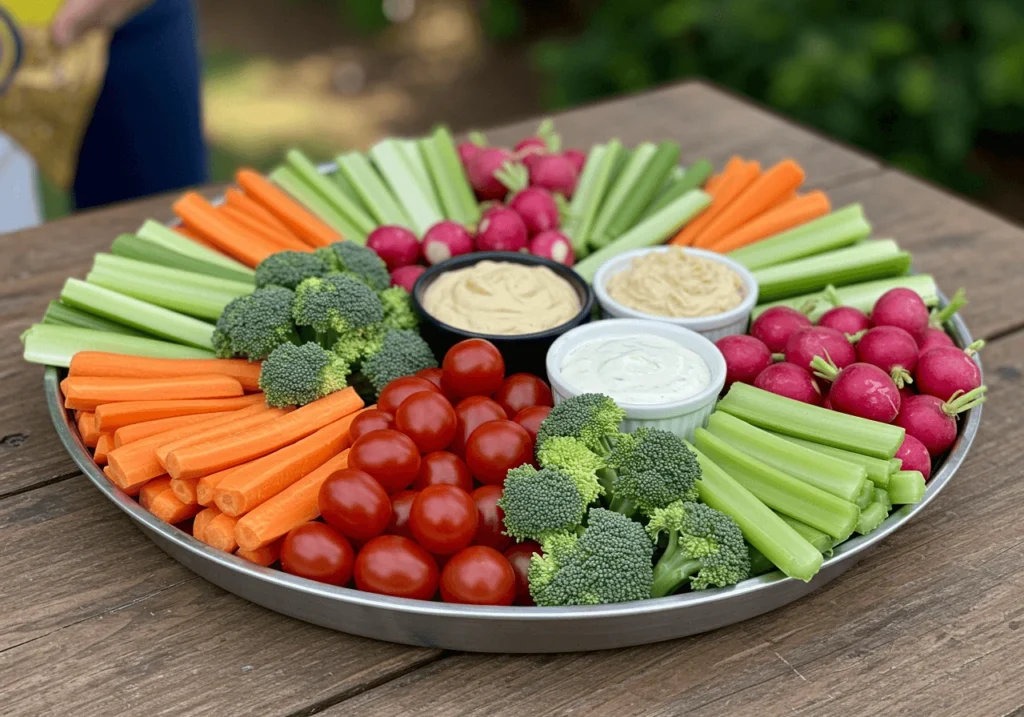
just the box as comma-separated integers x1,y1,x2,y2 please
92,254,254,295
86,268,243,321
768,432,897,488
336,152,413,229
856,480,875,509
728,204,872,270
752,274,939,322
397,138,443,215
22,324,214,367
888,470,926,505
327,165,365,208
855,501,889,535
111,234,255,284
421,126,480,226
642,158,714,219
590,141,681,246
563,142,607,243
286,149,377,235
875,487,892,512
777,514,834,556
43,301,147,337
136,220,253,275
567,141,624,256
269,166,366,244
587,142,657,249
369,139,444,236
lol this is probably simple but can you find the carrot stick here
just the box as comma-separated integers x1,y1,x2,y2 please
173,191,280,267
692,159,807,248
766,188,798,211
707,191,832,254
166,387,363,481
192,506,221,542
149,485,203,524
225,188,291,234
670,160,761,246
70,353,263,392
77,411,102,448
197,464,245,507
174,225,218,250
114,411,235,448
155,406,290,469
704,156,744,194
235,450,350,551
236,538,283,566
94,434,114,466
170,476,200,505
221,205,313,253
139,476,173,510
95,393,266,433
236,169,341,248
202,511,240,552
62,374,244,412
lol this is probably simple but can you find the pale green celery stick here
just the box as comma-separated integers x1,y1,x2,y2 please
563,142,607,243
777,514,834,556
111,234,254,284
369,139,444,235
136,220,253,275
269,166,366,244
397,139,443,215
591,141,681,246
587,142,657,250
428,126,480,225
43,301,147,337
286,149,377,235
728,204,872,270
22,324,214,367
875,487,892,512
752,274,939,322
768,432,897,488
573,189,712,283
888,470,926,504
856,480,875,509
855,501,889,535
567,141,624,256
642,158,714,219
336,152,412,228
87,268,242,321
328,165,364,207
60,279,215,350
92,254,254,296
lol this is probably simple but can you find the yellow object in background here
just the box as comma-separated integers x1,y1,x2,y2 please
4,0,65,26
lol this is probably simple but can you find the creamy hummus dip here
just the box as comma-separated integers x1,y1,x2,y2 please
423,260,581,335
606,248,744,317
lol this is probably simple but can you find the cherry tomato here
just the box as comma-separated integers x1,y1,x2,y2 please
409,485,478,555
413,451,473,492
513,405,551,444
388,490,418,540
492,373,554,418
318,468,391,542
354,535,439,600
504,541,541,605
349,429,421,494
471,485,511,552
280,522,354,586
396,391,457,453
465,419,533,486
441,339,505,399
348,409,395,443
416,367,460,403
451,396,507,455
378,376,440,415
440,546,516,605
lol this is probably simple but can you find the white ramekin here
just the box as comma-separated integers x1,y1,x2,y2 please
592,246,759,342
545,318,727,441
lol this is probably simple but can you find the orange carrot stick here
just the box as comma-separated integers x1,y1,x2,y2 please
173,191,280,267
139,476,173,510
94,434,114,466
766,188,798,211
236,538,283,566
113,411,235,448
225,188,291,234
62,374,244,412
166,387,363,481
707,191,832,254
148,485,203,524
704,156,744,194
95,393,266,432
236,169,341,248
170,476,200,505
69,353,263,392
192,506,221,542
197,464,246,507
77,412,102,448
174,225,218,250
202,511,240,552
221,205,313,253
155,406,289,469
671,160,761,246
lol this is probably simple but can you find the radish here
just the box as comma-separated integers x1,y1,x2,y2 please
750,306,812,354
914,340,984,401
476,207,528,252
528,154,579,198
811,356,901,424
784,326,856,372
509,187,560,236
871,288,930,344
514,118,560,157
899,383,916,404
515,137,548,154
895,434,932,481
822,394,833,410
421,221,475,266
716,335,772,390
856,326,919,388
458,131,488,167
563,149,587,176
753,362,822,405
818,306,870,337
366,226,420,271
468,148,514,201
919,328,955,353
895,387,986,456
390,264,427,293
528,230,574,266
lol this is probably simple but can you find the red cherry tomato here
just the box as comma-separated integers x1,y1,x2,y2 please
396,391,457,453
413,451,473,492
348,409,395,443
492,373,554,418
441,339,505,399
280,522,354,586
388,490,418,540
471,485,511,552
440,546,516,605
354,535,439,600
416,367,459,403
512,405,551,444
465,419,533,486
318,468,392,542
378,376,440,415
504,541,541,605
451,396,507,455
409,485,478,555
349,429,421,494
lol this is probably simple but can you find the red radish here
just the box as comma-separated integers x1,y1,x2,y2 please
366,226,420,271
390,264,426,293
811,357,901,424
422,221,475,266
822,394,832,410
716,335,772,390
468,148,514,201
479,202,504,221
856,326,919,388
514,119,559,159
750,306,812,354
528,154,579,198
509,187,560,236
476,207,528,253
914,340,984,401
753,362,822,405
528,231,574,266
919,328,955,353
515,137,548,155
895,434,932,481
871,288,930,344
563,149,586,176
818,306,870,337
895,387,986,456
898,383,916,404
784,326,856,372
458,142,483,167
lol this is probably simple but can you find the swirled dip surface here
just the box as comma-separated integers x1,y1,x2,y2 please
606,248,744,317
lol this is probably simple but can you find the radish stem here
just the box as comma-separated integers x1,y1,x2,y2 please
929,287,967,328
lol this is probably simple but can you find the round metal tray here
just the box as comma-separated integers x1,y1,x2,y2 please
45,299,982,653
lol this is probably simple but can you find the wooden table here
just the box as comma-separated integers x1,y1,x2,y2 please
2,81,1023,717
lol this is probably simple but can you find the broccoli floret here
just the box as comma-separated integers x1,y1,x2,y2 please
211,294,249,358
360,328,437,397
215,286,300,361
379,286,419,331
535,436,605,505
292,274,384,344
606,427,701,518
528,508,654,606
259,342,351,407
535,393,625,457
254,251,332,290
322,241,390,292
497,465,587,542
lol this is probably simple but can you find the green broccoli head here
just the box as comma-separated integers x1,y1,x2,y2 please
254,251,332,290
497,464,587,542
607,428,701,517
212,294,249,358
258,342,351,408
292,274,384,339
647,501,750,595
535,393,625,457
535,436,605,505
528,507,654,606
322,241,390,292
360,328,437,398
214,286,300,361
379,286,419,331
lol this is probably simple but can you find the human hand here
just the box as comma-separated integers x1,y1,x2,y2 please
51,0,155,47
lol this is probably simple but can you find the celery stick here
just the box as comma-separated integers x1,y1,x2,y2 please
642,158,713,219
336,152,412,228
888,470,926,504
369,139,444,236
286,149,376,235
421,126,480,226
875,487,892,513
778,514,834,556
563,142,607,244
591,141,681,246
327,165,364,208
728,204,872,270
60,279,215,350
768,433,897,488
270,166,366,244
717,383,906,459
111,234,255,284
752,274,939,322
87,269,240,321
93,254,254,296
587,142,657,250
705,412,868,503
695,428,860,542
397,139,442,215
136,220,253,275
753,240,912,302
856,479,875,509
22,324,214,367
574,189,712,283
855,501,889,535
43,301,147,337
566,141,624,256
688,442,823,582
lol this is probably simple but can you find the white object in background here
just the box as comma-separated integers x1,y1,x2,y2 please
0,131,43,233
